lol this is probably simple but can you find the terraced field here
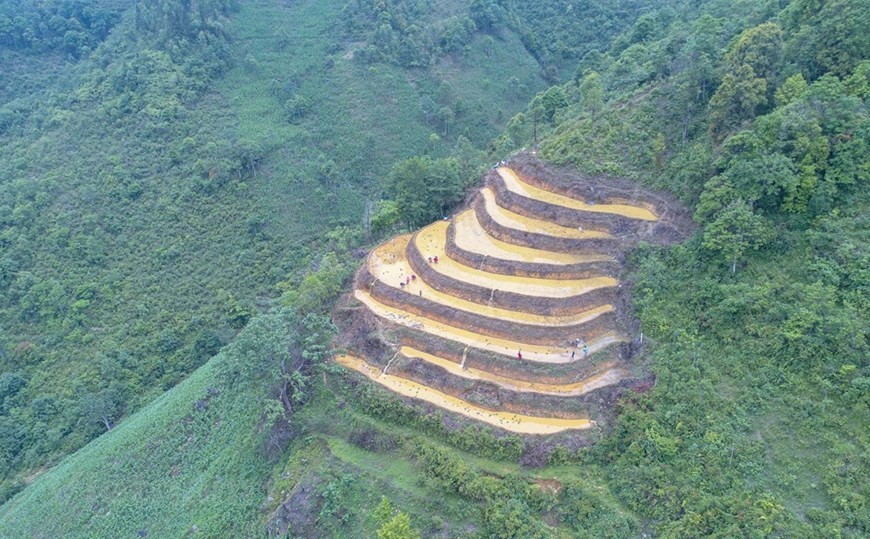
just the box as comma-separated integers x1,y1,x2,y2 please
336,156,691,435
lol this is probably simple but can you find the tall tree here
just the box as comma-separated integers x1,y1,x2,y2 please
579,71,605,118
702,200,775,273
709,23,783,137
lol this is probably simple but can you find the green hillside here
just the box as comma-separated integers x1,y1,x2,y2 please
2,0,648,499
1,0,867,537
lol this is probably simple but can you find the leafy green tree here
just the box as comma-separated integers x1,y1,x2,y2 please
280,251,352,316
725,22,783,86
436,106,455,136
483,497,548,539
528,95,545,145
388,156,463,228
370,200,400,237
439,16,474,54
389,156,430,227
0,372,25,400
372,496,420,539
541,86,567,122
702,200,775,272
775,73,808,106
193,330,224,364
708,65,768,137
377,512,420,539
710,23,783,137
579,71,605,118
470,0,505,32
0,417,25,468
284,94,311,123
80,385,126,432
427,157,464,216
784,0,870,78
221,292,252,328
0,372,26,414
372,496,393,526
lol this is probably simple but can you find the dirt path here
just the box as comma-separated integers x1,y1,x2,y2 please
355,289,625,363
498,167,658,221
336,354,592,434
400,346,626,396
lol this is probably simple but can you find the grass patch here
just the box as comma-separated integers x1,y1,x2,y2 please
0,357,271,537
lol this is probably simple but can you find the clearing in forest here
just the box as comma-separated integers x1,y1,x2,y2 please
334,156,691,435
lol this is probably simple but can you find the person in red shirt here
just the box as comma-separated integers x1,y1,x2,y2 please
517,350,522,360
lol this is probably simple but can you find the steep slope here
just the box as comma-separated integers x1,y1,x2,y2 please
0,315,288,537
0,0,553,496
336,156,691,434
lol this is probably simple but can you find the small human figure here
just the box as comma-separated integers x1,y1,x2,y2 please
427,257,433,263
571,350,575,359
433,256,439,263
517,350,523,361
406,276,410,285
411,275,416,281
582,345,589,358
400,282,405,288
418,290,422,296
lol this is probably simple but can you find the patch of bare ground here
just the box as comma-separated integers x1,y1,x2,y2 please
332,155,691,442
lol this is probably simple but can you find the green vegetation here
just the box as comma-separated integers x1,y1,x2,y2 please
1,0,591,499
0,306,334,537
387,155,465,228
1,0,866,537
0,0,122,57
491,0,868,536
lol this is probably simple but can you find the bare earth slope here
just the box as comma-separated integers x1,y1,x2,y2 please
335,155,691,435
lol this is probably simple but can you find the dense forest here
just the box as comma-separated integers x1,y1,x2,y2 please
0,0,867,537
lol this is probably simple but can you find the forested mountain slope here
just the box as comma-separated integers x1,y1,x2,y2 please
0,0,657,510
491,0,868,535
1,0,866,537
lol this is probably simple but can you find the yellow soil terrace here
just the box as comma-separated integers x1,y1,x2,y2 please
336,354,592,434
354,289,625,363
480,188,611,239
400,347,627,397
369,235,615,327
497,167,659,221
338,165,659,434
450,211,609,265
409,231,617,298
